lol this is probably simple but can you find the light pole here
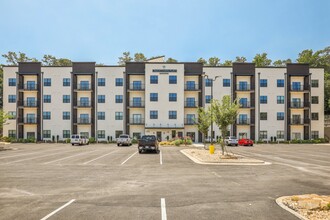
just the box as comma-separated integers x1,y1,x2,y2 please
203,74,221,145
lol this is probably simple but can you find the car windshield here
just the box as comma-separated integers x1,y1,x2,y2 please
141,136,156,141
71,135,79,139
119,135,129,138
230,136,237,139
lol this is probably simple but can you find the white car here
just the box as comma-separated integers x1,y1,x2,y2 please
117,134,132,146
225,136,238,146
71,135,89,146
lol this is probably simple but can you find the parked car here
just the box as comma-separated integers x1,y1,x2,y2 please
71,134,89,146
238,138,254,146
117,134,132,146
224,136,238,146
138,135,159,153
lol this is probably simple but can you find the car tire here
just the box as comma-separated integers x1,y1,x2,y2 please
71,144,74,146
235,144,238,146
251,144,253,146
139,150,142,154
117,144,120,146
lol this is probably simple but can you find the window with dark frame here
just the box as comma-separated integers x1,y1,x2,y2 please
115,112,123,120
169,75,177,84
63,78,70,86
62,112,70,120
169,111,177,119
8,95,16,103
223,79,230,87
277,112,284,120
43,95,51,103
43,112,51,120
311,80,319,88
150,93,158,102
260,96,267,104
63,130,70,138
150,75,158,84
260,112,267,120
115,95,122,103
98,78,106,86
115,78,123,86
277,79,284,87
63,95,70,103
43,130,51,138
98,95,106,103
277,96,284,104
311,96,319,104
260,79,268,87
8,78,16,86
44,78,51,86
150,111,158,119
311,113,319,120
98,112,105,120
169,93,177,102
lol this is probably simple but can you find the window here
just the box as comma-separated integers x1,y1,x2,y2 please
98,95,106,103
291,82,301,91
8,78,16,86
239,98,248,108
169,75,177,84
150,75,158,84
132,97,142,107
312,113,319,120
311,80,319,88
98,112,105,120
277,112,284,120
169,111,177,119
150,93,158,102
63,130,70,139
8,111,16,119
132,81,142,90
169,93,177,102
150,111,158,119
132,132,141,140
311,131,319,139
260,112,267,120
238,114,248,124
186,97,196,107
292,132,301,140
44,95,51,103
63,95,70,103
98,130,105,139
186,81,196,90
115,95,122,103
277,96,284,104
63,112,70,120
277,131,284,139
98,78,105,86
26,81,36,90
260,79,267,87
205,79,212,87
223,79,230,87
115,130,123,138
8,95,16,103
206,95,212,104
44,78,51,86
115,112,123,120
43,112,51,120
311,96,319,104
63,78,70,86
277,79,284,87
260,96,267,104
8,130,16,138
238,81,249,91
43,130,51,138
115,78,123,86
259,131,267,139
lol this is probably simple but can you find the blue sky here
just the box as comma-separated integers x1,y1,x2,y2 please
0,0,329,65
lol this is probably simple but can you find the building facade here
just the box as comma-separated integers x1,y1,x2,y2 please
2,60,324,142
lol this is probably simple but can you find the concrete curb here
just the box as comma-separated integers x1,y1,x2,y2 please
275,196,308,220
180,150,271,166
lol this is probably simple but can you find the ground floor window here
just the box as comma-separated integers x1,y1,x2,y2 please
80,132,89,138
238,132,247,139
292,132,301,140
311,131,319,139
115,130,123,138
8,130,16,138
27,132,35,139
259,131,267,140
63,130,70,139
98,130,105,139
277,131,284,139
171,130,176,138
132,132,141,140
43,130,51,138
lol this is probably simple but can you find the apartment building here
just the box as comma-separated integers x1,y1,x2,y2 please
2,60,324,142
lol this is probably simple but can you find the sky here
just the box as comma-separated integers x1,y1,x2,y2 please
0,0,329,65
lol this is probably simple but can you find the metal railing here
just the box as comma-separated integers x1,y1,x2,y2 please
236,84,251,91
129,83,145,91
129,118,145,125
77,84,91,90
19,84,38,90
20,101,38,107
289,102,310,108
236,118,250,125
290,84,310,91
290,118,310,125
77,101,91,107
77,117,91,124
184,101,198,108
18,117,38,124
239,101,254,108
184,84,199,91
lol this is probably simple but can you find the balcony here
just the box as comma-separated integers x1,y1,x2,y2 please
129,118,145,125
236,84,252,91
289,84,310,92
239,102,254,108
76,84,92,91
128,101,145,108
184,101,198,108
18,117,38,124
18,101,38,108
129,83,145,91
19,84,38,91
77,117,91,124
237,118,250,125
184,118,197,125
184,84,199,91
76,101,92,107
289,102,310,108
290,118,310,125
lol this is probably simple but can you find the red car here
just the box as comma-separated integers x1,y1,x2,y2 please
238,138,254,146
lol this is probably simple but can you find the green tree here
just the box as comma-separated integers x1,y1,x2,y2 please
208,57,220,66
222,60,232,66
118,52,133,65
253,53,272,67
134,53,147,62
235,56,247,63
0,109,9,129
166,58,178,62
211,96,240,155
2,51,38,65
42,55,72,66
273,59,292,67
0,65,3,107
197,58,207,65
195,107,212,149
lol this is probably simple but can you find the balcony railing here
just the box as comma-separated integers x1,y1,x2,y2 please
184,101,198,108
237,118,250,125
184,118,197,125
129,83,145,91
236,84,251,91
77,84,91,91
239,101,254,108
129,101,145,107
290,84,310,91
184,84,199,91
129,118,145,125
77,101,91,107
77,117,91,124
290,118,310,125
289,102,310,108
19,101,38,107
18,117,38,124
19,84,38,91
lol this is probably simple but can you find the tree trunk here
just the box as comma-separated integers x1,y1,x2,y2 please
221,129,226,155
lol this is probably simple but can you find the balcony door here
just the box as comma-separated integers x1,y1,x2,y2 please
133,114,142,124
239,98,248,107
186,97,195,107
27,97,36,107
133,81,142,90
292,82,301,91
187,114,195,124
292,98,301,108
239,81,248,91
27,113,36,123
132,97,142,107
80,81,89,90
80,114,89,123
80,97,89,106
292,114,301,124
27,81,36,90
239,114,248,124
186,81,196,90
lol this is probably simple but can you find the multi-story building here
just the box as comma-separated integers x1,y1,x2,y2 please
2,58,324,142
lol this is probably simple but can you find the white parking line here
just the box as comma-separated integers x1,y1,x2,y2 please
40,199,75,220
83,150,118,165
161,198,167,220
160,151,163,165
44,150,98,164
121,151,138,165
0,148,64,159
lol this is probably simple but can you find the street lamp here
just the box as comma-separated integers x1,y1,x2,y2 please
202,74,221,145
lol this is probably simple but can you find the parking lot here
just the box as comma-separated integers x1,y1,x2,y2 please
0,143,329,220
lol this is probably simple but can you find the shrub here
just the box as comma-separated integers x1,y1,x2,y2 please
174,139,181,146
89,137,96,143
66,138,71,143
0,136,14,142
131,139,138,144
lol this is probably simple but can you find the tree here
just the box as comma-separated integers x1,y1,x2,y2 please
197,58,207,65
134,53,147,62
166,58,178,62
253,53,272,67
195,107,212,149
273,59,292,67
208,57,220,66
211,96,240,155
2,51,38,65
235,56,247,63
0,66,3,108
118,52,133,65
222,60,232,66
42,55,72,66
0,109,9,129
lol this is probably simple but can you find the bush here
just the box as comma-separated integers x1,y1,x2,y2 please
89,137,96,143
131,139,138,144
66,138,71,143
159,141,172,146
0,136,14,142
174,139,181,146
